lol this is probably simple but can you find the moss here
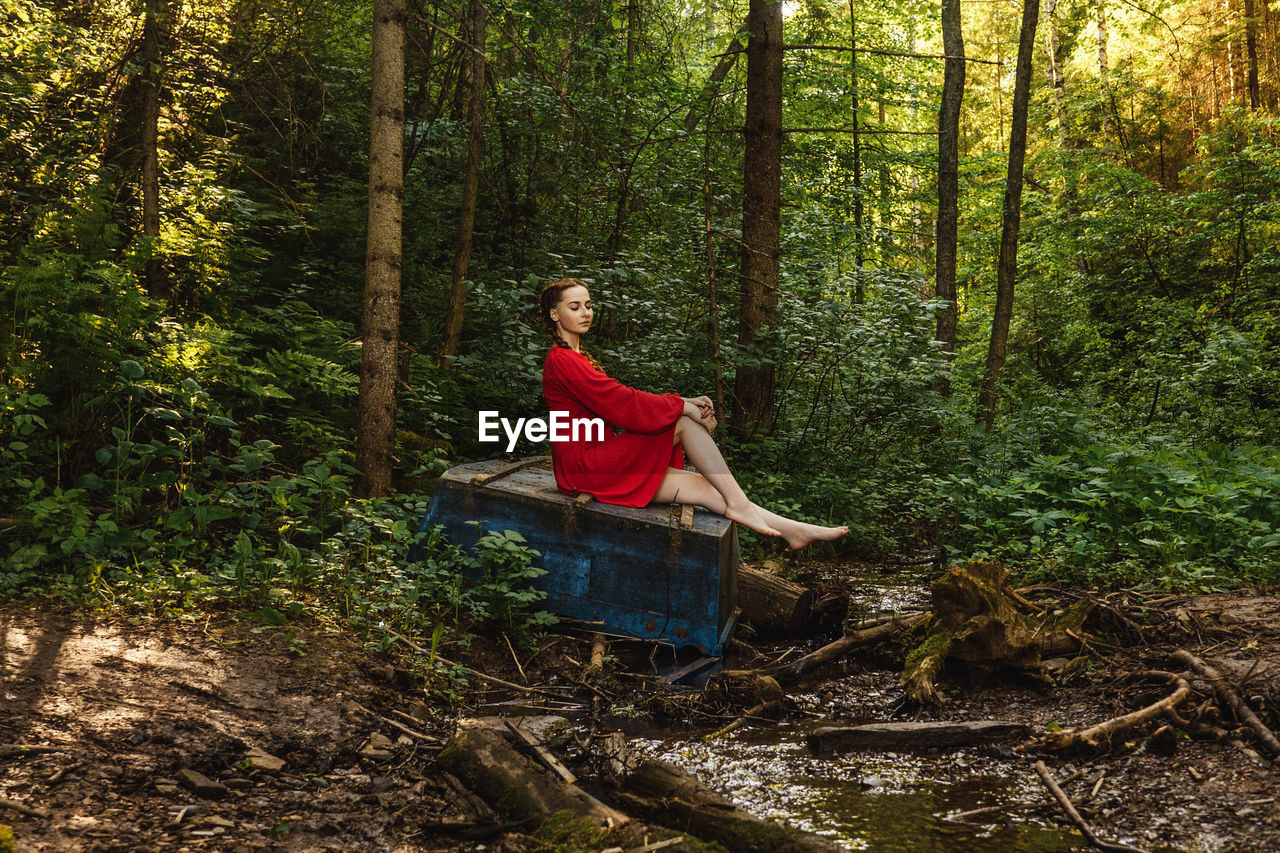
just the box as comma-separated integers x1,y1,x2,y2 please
0,823,14,853
529,810,611,852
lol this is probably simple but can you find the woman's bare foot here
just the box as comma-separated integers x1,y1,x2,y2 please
724,501,783,538
782,521,849,551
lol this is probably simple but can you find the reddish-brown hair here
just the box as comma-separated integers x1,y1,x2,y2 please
538,278,603,373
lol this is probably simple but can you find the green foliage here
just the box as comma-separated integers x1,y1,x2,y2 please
932,409,1280,590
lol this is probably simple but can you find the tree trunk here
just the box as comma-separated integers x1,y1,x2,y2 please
141,0,168,303
437,0,487,366
976,0,1038,432
848,0,864,298
1044,0,1068,146
934,0,965,398
1096,0,1108,78
607,0,639,257
733,0,782,437
1245,0,1260,110
356,0,407,497
703,104,726,416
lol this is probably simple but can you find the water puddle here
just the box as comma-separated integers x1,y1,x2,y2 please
630,724,1097,852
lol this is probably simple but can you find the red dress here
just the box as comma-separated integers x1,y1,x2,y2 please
541,345,685,507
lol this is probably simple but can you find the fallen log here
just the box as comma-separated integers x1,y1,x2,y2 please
738,565,814,635
437,719,629,830
619,759,843,853
769,612,927,683
1017,677,1191,753
1171,649,1280,758
807,720,1031,753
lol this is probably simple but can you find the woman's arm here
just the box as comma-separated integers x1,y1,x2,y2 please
547,348,684,433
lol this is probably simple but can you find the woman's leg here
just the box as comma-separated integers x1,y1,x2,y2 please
652,466,848,549
662,417,781,537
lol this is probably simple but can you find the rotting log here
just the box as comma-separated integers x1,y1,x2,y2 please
1172,650,1280,758
770,612,927,683
738,565,814,635
437,720,629,830
1017,677,1191,753
807,720,1031,753
619,759,843,853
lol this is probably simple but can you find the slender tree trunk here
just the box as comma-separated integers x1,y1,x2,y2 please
437,0,487,365
878,98,892,262
704,109,725,416
848,0,864,297
976,0,1039,432
935,0,965,397
1096,0,1108,77
1044,0,1068,146
141,0,168,303
607,0,639,258
733,0,783,437
356,0,407,497
1245,0,1260,110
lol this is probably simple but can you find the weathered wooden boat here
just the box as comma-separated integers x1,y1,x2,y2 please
410,457,738,656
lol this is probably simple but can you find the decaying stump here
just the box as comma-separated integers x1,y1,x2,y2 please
618,759,843,853
902,561,1093,705
738,565,815,635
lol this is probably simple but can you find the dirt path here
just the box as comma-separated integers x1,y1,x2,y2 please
0,608,469,852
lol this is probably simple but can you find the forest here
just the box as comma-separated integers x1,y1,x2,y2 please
3,0,1280,849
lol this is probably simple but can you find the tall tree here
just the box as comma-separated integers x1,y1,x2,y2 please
1244,0,1260,110
934,0,965,397
437,0,488,365
356,0,407,497
976,0,1039,431
141,0,168,303
733,0,783,436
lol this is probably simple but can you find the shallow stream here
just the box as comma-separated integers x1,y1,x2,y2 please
623,565,1172,852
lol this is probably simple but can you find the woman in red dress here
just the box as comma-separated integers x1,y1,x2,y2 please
539,278,848,550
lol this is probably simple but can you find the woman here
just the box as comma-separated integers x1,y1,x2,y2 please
539,278,848,550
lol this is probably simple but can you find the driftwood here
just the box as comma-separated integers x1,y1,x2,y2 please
769,612,927,682
738,566,815,635
903,561,1093,705
807,720,1031,753
1018,677,1191,753
437,719,629,830
618,759,842,853
1172,649,1280,758
1035,761,1151,853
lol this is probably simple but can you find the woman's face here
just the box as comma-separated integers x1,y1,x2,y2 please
551,285,593,337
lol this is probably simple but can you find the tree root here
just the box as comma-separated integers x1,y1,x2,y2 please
1018,677,1191,753
1171,649,1280,759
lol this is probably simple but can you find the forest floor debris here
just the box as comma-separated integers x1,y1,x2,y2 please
1,578,1279,852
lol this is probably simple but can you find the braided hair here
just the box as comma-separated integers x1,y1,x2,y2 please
539,278,605,373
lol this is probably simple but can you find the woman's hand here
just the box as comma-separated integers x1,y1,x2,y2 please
682,397,717,433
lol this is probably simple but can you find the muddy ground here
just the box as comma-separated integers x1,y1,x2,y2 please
1,578,1278,852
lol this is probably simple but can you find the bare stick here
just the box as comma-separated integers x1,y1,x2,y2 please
1171,650,1280,757
1018,678,1191,752
771,612,927,682
0,797,50,818
351,701,442,743
1034,761,1151,853
388,630,571,700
